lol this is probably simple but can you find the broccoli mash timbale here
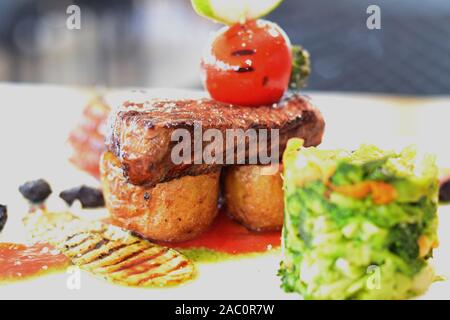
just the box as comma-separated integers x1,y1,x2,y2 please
280,139,439,300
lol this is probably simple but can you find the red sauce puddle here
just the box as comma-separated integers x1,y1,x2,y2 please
162,209,282,255
0,243,69,283
0,210,280,283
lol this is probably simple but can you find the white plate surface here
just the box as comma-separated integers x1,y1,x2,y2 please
0,84,449,300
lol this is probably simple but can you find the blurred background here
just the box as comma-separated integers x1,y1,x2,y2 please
0,0,449,95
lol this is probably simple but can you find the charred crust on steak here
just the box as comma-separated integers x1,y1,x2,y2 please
106,94,325,187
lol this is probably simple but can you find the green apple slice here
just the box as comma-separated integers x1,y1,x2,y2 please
191,0,284,24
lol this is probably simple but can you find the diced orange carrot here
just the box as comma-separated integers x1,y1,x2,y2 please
370,182,397,205
332,182,372,199
418,235,433,258
332,181,397,204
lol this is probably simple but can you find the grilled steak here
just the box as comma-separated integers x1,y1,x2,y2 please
106,94,325,187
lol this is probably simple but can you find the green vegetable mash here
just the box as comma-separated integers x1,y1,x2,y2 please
279,139,439,299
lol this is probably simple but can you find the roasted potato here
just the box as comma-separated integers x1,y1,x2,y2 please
100,152,220,242
223,165,284,231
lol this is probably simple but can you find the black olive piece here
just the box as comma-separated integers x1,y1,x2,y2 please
59,187,80,206
78,186,105,208
439,179,450,203
0,205,7,232
18,179,52,204
59,185,105,209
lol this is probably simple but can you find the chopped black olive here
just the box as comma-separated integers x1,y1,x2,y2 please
19,179,52,204
0,204,7,232
439,178,450,203
78,186,105,208
59,185,105,209
59,187,79,206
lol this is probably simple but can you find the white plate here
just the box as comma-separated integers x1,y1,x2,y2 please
0,84,449,299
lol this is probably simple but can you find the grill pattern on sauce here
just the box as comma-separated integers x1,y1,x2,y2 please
23,211,195,287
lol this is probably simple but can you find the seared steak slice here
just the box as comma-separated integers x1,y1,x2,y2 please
106,94,325,187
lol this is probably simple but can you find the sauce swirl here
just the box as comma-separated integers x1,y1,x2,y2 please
0,243,69,283
166,209,281,255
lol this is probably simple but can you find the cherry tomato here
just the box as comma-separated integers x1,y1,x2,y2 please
202,19,292,107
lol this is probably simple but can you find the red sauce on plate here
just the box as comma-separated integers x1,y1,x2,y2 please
167,209,281,254
0,209,280,284
0,243,69,283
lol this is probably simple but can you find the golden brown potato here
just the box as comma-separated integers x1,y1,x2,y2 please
100,152,220,242
223,165,284,231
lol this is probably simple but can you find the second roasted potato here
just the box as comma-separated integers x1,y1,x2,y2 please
223,165,284,231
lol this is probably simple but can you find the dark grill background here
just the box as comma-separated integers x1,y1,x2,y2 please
269,0,450,95
0,0,449,95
